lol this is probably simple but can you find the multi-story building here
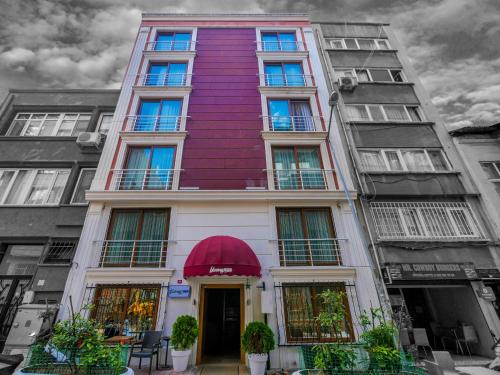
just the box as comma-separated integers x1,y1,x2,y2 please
313,22,500,357
0,89,118,353
60,13,382,368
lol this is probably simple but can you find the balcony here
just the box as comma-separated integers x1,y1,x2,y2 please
135,73,191,87
144,40,196,52
278,238,344,266
109,169,177,190
96,240,168,268
264,115,321,132
270,169,331,190
123,115,184,132
370,201,486,241
257,41,307,52
261,74,314,87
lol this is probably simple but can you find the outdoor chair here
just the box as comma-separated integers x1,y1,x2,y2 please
456,325,478,357
414,328,432,359
128,330,162,375
431,351,466,375
399,328,411,350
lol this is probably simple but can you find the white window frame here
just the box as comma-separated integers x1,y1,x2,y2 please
0,169,70,206
335,68,406,83
7,113,92,137
97,113,114,135
358,148,451,172
480,161,500,182
328,38,391,50
70,168,96,205
345,104,424,122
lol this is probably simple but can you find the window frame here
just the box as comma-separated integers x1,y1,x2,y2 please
263,62,305,87
261,31,298,51
7,113,92,137
335,68,406,83
154,31,193,51
97,112,114,135
480,161,500,181
345,104,424,122
328,38,391,50
145,61,189,86
70,168,97,205
358,148,451,172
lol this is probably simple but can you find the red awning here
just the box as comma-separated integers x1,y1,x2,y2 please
183,236,261,278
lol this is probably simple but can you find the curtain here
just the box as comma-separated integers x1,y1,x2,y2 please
47,170,70,204
155,34,173,51
137,101,160,131
284,286,315,340
384,151,403,171
427,151,448,171
284,63,304,86
173,33,191,50
291,101,313,131
304,210,335,263
262,33,279,51
264,65,284,86
0,171,14,202
345,105,369,121
273,148,298,189
356,69,370,82
123,148,150,190
384,105,408,121
402,151,431,171
25,170,54,204
420,208,454,237
278,210,305,263
159,100,182,131
108,212,139,265
268,100,291,130
147,147,175,189
146,64,168,86
138,211,167,265
368,105,385,121
167,63,187,86
279,33,297,51
360,151,384,171
298,149,323,189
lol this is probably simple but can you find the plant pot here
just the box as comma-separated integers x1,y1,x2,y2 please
248,353,268,375
15,366,134,375
172,349,191,372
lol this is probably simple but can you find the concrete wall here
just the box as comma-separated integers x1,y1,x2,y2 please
342,84,419,104
328,50,401,68
352,124,440,148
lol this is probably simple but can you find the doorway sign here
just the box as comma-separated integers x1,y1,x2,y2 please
168,285,191,298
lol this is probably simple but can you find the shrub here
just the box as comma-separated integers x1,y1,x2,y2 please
241,322,275,354
313,344,357,372
171,315,198,350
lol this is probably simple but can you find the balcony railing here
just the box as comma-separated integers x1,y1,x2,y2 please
278,238,344,266
261,74,314,87
144,40,196,52
264,115,320,131
123,115,184,132
109,169,177,190
370,201,486,241
270,169,330,190
96,240,167,268
136,73,191,87
257,41,306,52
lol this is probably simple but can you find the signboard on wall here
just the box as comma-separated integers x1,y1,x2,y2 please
168,285,191,298
386,263,477,281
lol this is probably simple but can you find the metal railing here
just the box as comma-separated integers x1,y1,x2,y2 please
277,238,344,266
96,240,168,268
270,169,330,190
144,40,195,51
136,73,191,87
370,201,486,241
261,74,314,87
123,115,184,132
257,40,306,52
264,115,320,131
109,169,177,190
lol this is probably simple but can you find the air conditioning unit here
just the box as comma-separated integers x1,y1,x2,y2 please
76,132,102,148
338,76,358,91
22,290,35,304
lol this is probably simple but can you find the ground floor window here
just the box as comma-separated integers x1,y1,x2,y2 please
91,285,160,336
282,283,354,343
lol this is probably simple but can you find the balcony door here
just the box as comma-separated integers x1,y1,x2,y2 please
103,209,169,267
122,146,175,190
262,32,297,51
136,100,182,131
268,100,313,131
264,63,304,86
146,63,187,86
155,32,191,51
272,146,324,189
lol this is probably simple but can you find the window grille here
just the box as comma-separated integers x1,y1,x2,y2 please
43,241,76,264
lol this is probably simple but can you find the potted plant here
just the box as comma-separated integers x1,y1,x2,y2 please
241,321,275,375
170,315,198,372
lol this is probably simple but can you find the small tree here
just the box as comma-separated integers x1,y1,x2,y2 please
171,315,198,351
241,322,275,354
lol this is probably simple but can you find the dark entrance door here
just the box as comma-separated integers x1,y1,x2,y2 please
0,277,31,351
201,288,241,362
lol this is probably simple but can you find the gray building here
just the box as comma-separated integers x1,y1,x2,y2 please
0,89,118,353
313,22,500,357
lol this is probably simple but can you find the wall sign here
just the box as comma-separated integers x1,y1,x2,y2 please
386,263,477,281
477,286,496,301
168,285,191,298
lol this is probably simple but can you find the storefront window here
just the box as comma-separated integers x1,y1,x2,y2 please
91,285,160,335
282,283,353,342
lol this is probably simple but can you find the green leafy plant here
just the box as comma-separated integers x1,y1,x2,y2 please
241,322,275,354
171,315,198,350
313,344,357,372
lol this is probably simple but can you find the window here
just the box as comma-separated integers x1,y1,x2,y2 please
97,113,114,135
154,32,191,51
264,63,305,86
262,32,298,51
358,149,450,172
43,241,76,264
121,146,176,190
102,209,169,267
344,38,358,49
268,99,314,131
345,104,423,122
328,38,391,50
480,162,500,196
8,113,91,137
277,208,338,266
135,99,182,131
91,285,160,333
335,68,406,83
0,245,43,276
71,169,96,204
0,169,70,205
145,62,188,86
272,146,326,190
369,69,393,82
330,39,344,49
282,283,353,342
370,202,483,240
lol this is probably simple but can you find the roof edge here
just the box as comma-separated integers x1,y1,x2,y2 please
449,123,500,136
9,89,121,94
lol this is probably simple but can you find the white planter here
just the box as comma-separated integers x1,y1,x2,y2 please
171,349,191,372
248,353,268,375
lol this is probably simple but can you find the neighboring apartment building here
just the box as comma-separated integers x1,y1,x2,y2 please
313,22,500,356
60,13,382,368
449,123,500,319
0,89,118,353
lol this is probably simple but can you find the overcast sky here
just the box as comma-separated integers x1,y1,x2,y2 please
0,0,498,128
